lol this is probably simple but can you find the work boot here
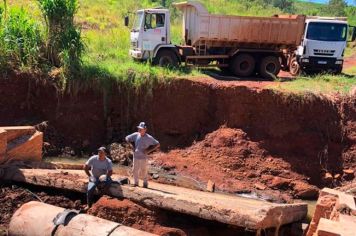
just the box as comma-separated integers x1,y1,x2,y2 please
143,182,148,188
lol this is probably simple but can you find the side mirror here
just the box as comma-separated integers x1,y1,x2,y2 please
348,26,356,42
124,16,129,27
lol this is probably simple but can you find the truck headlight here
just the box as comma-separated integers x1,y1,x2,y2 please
301,58,309,63
335,60,343,65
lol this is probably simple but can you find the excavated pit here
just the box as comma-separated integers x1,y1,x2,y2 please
0,74,355,234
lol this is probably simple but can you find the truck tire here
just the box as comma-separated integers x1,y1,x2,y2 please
289,57,300,77
154,49,178,68
259,56,281,79
230,53,255,77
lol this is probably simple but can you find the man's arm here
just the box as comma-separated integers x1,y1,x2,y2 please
84,164,91,177
107,160,113,177
125,133,136,150
145,143,160,154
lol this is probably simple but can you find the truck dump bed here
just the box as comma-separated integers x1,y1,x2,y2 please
174,1,306,50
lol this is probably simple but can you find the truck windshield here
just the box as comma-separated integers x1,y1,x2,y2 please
306,22,347,41
132,12,143,32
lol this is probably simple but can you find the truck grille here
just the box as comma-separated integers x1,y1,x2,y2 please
131,41,137,48
313,49,335,56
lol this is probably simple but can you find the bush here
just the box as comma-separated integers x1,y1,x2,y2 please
0,7,42,70
38,0,84,77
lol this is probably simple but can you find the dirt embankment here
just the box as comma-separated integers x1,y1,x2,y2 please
0,74,355,199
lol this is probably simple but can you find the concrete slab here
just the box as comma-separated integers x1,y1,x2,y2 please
6,131,43,162
317,218,354,236
0,126,43,163
2,126,35,142
307,188,356,236
3,168,308,230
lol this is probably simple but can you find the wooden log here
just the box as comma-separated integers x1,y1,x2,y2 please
3,167,307,230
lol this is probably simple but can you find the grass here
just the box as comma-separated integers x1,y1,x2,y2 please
268,74,356,94
3,0,356,93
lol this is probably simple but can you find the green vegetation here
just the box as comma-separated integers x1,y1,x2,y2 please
38,0,84,78
1,0,355,93
0,6,42,70
269,74,356,94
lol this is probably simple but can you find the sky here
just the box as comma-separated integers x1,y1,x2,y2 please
300,0,355,6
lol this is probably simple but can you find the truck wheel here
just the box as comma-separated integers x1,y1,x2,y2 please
230,54,255,77
259,56,281,79
154,50,178,68
334,66,343,74
289,57,300,76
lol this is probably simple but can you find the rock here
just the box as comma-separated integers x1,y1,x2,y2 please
323,172,333,183
61,146,76,157
343,169,355,180
269,177,291,190
254,183,267,190
109,142,133,166
260,174,274,183
334,174,341,180
292,181,319,199
152,174,159,179
162,164,176,171
206,180,215,192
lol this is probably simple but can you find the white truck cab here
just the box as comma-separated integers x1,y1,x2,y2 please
295,18,351,74
128,8,178,65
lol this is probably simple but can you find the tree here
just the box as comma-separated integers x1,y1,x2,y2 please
326,0,347,16
272,0,294,13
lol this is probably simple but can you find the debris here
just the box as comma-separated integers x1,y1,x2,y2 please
323,172,333,183
343,169,355,180
292,181,319,199
254,183,267,190
270,177,291,189
152,174,159,180
306,188,356,236
206,180,215,192
109,142,133,166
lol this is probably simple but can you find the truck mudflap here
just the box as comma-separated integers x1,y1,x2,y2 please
299,56,343,71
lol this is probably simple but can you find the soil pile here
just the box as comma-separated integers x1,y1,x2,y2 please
153,127,320,201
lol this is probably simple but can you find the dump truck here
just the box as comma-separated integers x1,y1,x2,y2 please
126,1,355,78
291,17,354,76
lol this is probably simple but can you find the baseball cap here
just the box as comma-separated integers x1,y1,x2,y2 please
98,146,106,152
137,122,147,130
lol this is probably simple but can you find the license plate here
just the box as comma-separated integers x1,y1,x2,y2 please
318,61,327,65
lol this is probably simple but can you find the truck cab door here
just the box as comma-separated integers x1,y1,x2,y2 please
142,12,167,55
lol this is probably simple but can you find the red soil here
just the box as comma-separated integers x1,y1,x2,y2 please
0,70,355,202
89,196,186,236
152,127,319,201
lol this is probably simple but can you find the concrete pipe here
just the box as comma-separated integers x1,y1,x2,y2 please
9,201,156,236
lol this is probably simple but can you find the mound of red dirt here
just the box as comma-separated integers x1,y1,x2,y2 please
89,196,186,236
153,127,319,201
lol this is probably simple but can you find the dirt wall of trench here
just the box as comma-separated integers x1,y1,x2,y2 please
0,75,354,187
